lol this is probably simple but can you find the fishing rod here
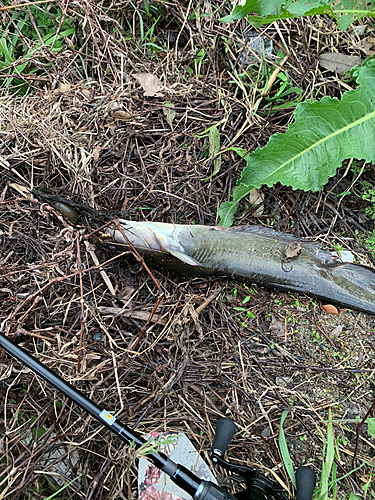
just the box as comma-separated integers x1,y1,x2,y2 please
0,332,316,500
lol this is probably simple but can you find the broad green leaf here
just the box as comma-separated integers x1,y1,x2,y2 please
285,0,329,16
218,57,375,227
348,494,362,500
218,200,244,228
220,0,375,30
220,0,330,23
278,411,296,487
218,184,256,227
334,0,375,30
220,0,282,22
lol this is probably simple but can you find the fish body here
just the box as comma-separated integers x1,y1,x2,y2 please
107,221,375,315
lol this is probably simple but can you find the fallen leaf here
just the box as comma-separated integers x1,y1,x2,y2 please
99,306,167,325
353,25,368,37
318,52,363,75
269,315,284,336
249,188,264,216
162,100,175,128
261,425,271,438
320,303,339,314
249,188,263,205
133,73,163,97
330,325,344,337
355,36,375,57
58,83,71,92
284,241,302,260
112,110,133,121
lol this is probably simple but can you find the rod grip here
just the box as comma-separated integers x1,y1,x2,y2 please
296,466,316,500
211,418,237,456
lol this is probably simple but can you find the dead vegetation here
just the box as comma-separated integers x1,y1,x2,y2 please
0,1,375,499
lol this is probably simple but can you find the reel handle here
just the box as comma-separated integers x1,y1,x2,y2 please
211,418,237,457
295,466,316,500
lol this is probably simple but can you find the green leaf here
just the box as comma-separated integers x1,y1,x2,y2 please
333,0,375,30
226,146,249,158
219,57,375,226
211,155,222,178
348,494,362,500
209,126,220,156
220,0,283,22
279,410,296,487
218,183,256,227
220,1,261,22
220,0,375,30
203,126,222,179
285,0,329,16
42,475,81,499
319,409,335,500
368,417,375,437
162,100,176,128
218,200,241,228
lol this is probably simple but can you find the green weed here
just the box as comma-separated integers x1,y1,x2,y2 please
360,182,375,219
356,229,375,260
41,476,81,500
217,3,375,228
220,0,375,31
134,434,178,458
279,410,296,487
197,124,222,179
228,285,257,327
279,410,375,500
0,2,75,94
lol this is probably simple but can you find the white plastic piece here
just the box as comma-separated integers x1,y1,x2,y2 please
138,432,217,500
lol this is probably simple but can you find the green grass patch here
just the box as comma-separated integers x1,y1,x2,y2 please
0,1,76,94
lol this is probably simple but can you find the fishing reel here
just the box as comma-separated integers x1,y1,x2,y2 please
210,418,316,500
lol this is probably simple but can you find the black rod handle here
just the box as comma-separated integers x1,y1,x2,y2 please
296,466,316,500
211,418,237,457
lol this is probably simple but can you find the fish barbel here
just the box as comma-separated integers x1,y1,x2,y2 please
106,220,375,315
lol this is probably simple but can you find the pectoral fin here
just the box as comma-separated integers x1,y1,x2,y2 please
142,223,203,266
168,248,202,266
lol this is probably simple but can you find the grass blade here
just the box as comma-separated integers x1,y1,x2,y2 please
279,410,296,487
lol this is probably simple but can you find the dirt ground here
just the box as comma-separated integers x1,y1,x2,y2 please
0,1,375,499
